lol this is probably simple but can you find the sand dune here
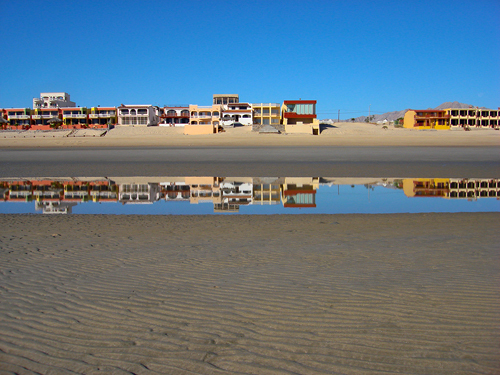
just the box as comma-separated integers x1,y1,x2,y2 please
1,213,498,374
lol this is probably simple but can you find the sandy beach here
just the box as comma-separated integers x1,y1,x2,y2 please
0,213,498,374
0,123,499,374
0,123,499,148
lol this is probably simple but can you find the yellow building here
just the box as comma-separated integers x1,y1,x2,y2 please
402,178,450,198
403,110,450,130
252,103,281,127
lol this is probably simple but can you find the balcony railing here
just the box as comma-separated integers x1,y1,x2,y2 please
62,114,87,118
415,114,450,119
7,115,30,119
191,115,216,118
90,114,116,118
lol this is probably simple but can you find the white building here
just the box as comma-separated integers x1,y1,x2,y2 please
117,105,159,126
221,103,253,127
33,92,76,109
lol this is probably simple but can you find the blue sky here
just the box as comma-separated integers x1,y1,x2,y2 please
1,0,499,118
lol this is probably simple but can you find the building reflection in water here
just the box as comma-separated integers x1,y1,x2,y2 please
0,177,498,214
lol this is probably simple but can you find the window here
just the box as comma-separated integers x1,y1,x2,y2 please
120,109,129,115
138,109,147,115
130,109,137,115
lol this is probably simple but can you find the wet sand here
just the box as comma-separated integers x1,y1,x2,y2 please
0,213,498,374
0,146,499,178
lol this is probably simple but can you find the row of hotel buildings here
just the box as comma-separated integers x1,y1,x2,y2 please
2,92,498,132
1,93,320,134
1,176,498,214
403,107,499,130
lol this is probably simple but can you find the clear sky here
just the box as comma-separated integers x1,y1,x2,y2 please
1,0,499,118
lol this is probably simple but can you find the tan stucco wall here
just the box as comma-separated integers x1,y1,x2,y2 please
285,124,313,134
184,124,215,135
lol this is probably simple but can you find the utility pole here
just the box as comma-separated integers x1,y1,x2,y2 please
369,104,371,122
338,109,340,123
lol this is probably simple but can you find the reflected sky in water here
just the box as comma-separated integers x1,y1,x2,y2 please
0,177,498,215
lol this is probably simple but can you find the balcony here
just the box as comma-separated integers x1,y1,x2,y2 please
415,114,450,120
62,114,87,119
8,115,30,119
90,113,116,118
120,113,149,117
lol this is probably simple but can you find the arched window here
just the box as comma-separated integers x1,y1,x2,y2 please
130,109,137,115
167,110,176,116
181,110,189,116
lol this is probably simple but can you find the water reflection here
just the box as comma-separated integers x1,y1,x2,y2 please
0,177,498,215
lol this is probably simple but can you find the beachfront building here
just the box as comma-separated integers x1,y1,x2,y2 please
89,107,117,128
281,100,320,135
402,178,451,198
221,103,253,127
160,106,190,126
215,177,253,212
403,109,451,130
2,108,31,129
253,177,283,205
403,178,499,199
61,107,88,129
31,108,61,129
161,178,191,201
281,177,319,208
185,177,222,205
117,105,159,126
118,182,161,204
33,92,75,109
185,104,221,134
252,103,281,127
444,107,499,129
213,94,239,105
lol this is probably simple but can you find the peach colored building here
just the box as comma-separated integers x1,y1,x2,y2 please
185,104,221,134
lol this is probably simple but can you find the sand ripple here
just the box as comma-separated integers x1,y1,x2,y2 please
0,213,498,374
